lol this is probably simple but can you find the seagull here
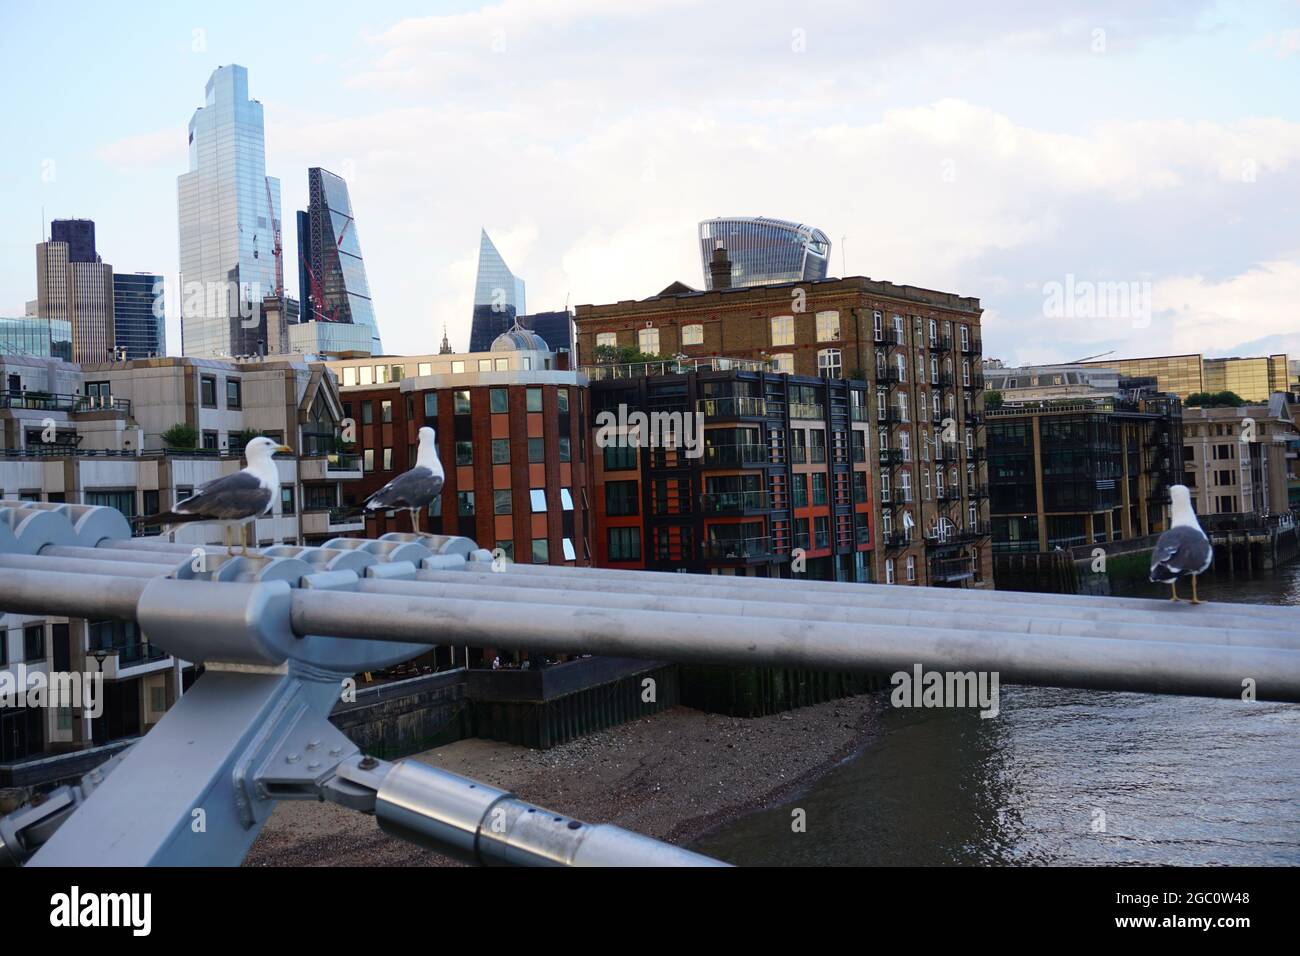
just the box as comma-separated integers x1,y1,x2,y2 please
139,435,290,553
359,426,445,533
1150,483,1213,604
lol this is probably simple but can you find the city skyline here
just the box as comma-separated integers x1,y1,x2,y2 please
1,1,1299,364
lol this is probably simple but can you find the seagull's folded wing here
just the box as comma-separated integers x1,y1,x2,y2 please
176,470,272,520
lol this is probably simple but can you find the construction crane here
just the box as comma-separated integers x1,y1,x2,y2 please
264,177,283,298
1065,349,1114,365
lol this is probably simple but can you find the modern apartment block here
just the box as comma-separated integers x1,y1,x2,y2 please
327,331,591,565
575,274,991,587
1078,352,1290,403
519,310,575,354
0,317,72,360
1181,396,1298,517
178,64,282,359
36,224,114,364
985,373,1183,552
697,217,831,289
588,359,874,583
0,353,361,546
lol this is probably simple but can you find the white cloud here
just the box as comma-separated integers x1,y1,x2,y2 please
96,128,187,170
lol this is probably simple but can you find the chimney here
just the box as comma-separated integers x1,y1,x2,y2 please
709,240,732,290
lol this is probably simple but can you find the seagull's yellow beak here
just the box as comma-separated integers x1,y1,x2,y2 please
275,444,293,455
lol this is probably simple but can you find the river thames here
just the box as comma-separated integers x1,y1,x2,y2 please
691,563,1300,865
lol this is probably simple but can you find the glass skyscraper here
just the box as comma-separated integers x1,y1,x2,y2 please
297,167,383,354
112,273,166,359
469,229,526,352
697,217,831,290
177,64,281,358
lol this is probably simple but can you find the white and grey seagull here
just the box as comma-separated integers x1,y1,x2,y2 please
1150,483,1213,604
140,435,291,553
358,425,445,532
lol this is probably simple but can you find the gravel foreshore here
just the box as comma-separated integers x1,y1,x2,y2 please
245,693,885,866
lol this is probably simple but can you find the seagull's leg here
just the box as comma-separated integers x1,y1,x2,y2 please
1191,575,1202,605
411,507,419,535
1169,580,1180,602
224,523,233,556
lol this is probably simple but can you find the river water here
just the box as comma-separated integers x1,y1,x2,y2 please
691,564,1300,865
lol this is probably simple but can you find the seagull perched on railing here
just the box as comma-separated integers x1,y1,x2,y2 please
1150,484,1213,604
357,426,445,533
139,436,291,553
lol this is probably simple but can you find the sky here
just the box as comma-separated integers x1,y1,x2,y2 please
1,0,1298,364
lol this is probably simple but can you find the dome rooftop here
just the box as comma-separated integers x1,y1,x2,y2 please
491,324,549,352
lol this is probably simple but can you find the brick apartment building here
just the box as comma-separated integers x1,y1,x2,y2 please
327,332,592,565
576,273,991,587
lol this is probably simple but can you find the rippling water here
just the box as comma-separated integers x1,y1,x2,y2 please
691,564,1300,866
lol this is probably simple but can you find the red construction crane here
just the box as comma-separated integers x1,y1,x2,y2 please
264,177,283,298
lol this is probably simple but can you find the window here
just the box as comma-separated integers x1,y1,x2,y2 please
596,332,617,349
359,365,374,386
906,555,916,582
363,449,374,472
606,481,639,516
532,538,550,563
562,538,576,561
770,315,794,346
526,388,543,413
885,558,895,584
528,437,545,463
493,489,512,515
456,441,473,466
530,489,547,512
424,393,437,418
383,448,393,470
812,472,828,505
479,359,492,372
638,327,660,354
558,388,569,413
200,375,217,408
495,358,508,371
343,366,357,387
559,436,571,462
226,379,242,409
815,311,840,342
853,471,868,504
361,402,374,425
792,473,808,507
771,353,794,373
454,390,471,414
495,540,514,561
280,486,295,515
604,443,638,470
24,624,44,662
681,324,704,345
457,491,475,515
492,439,510,464
873,311,883,341
418,362,432,376
451,361,465,374
560,488,574,511
962,360,971,387
381,401,392,424
202,430,219,450
817,348,842,379
608,527,641,561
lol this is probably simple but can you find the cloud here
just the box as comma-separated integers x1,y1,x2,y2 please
1255,28,1300,59
96,128,187,170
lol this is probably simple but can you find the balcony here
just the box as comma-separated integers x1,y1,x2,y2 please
581,356,771,380
929,335,953,353
701,536,772,561
95,642,172,680
968,372,986,390
789,402,824,420
965,411,983,427
968,446,987,462
879,447,903,466
1,391,132,416
697,396,767,418
935,443,960,463
302,508,366,536
880,531,910,550
300,453,364,481
930,556,975,583
699,490,769,513
702,443,769,468
960,335,982,355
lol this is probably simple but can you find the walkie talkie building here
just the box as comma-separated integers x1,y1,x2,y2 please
698,217,831,290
